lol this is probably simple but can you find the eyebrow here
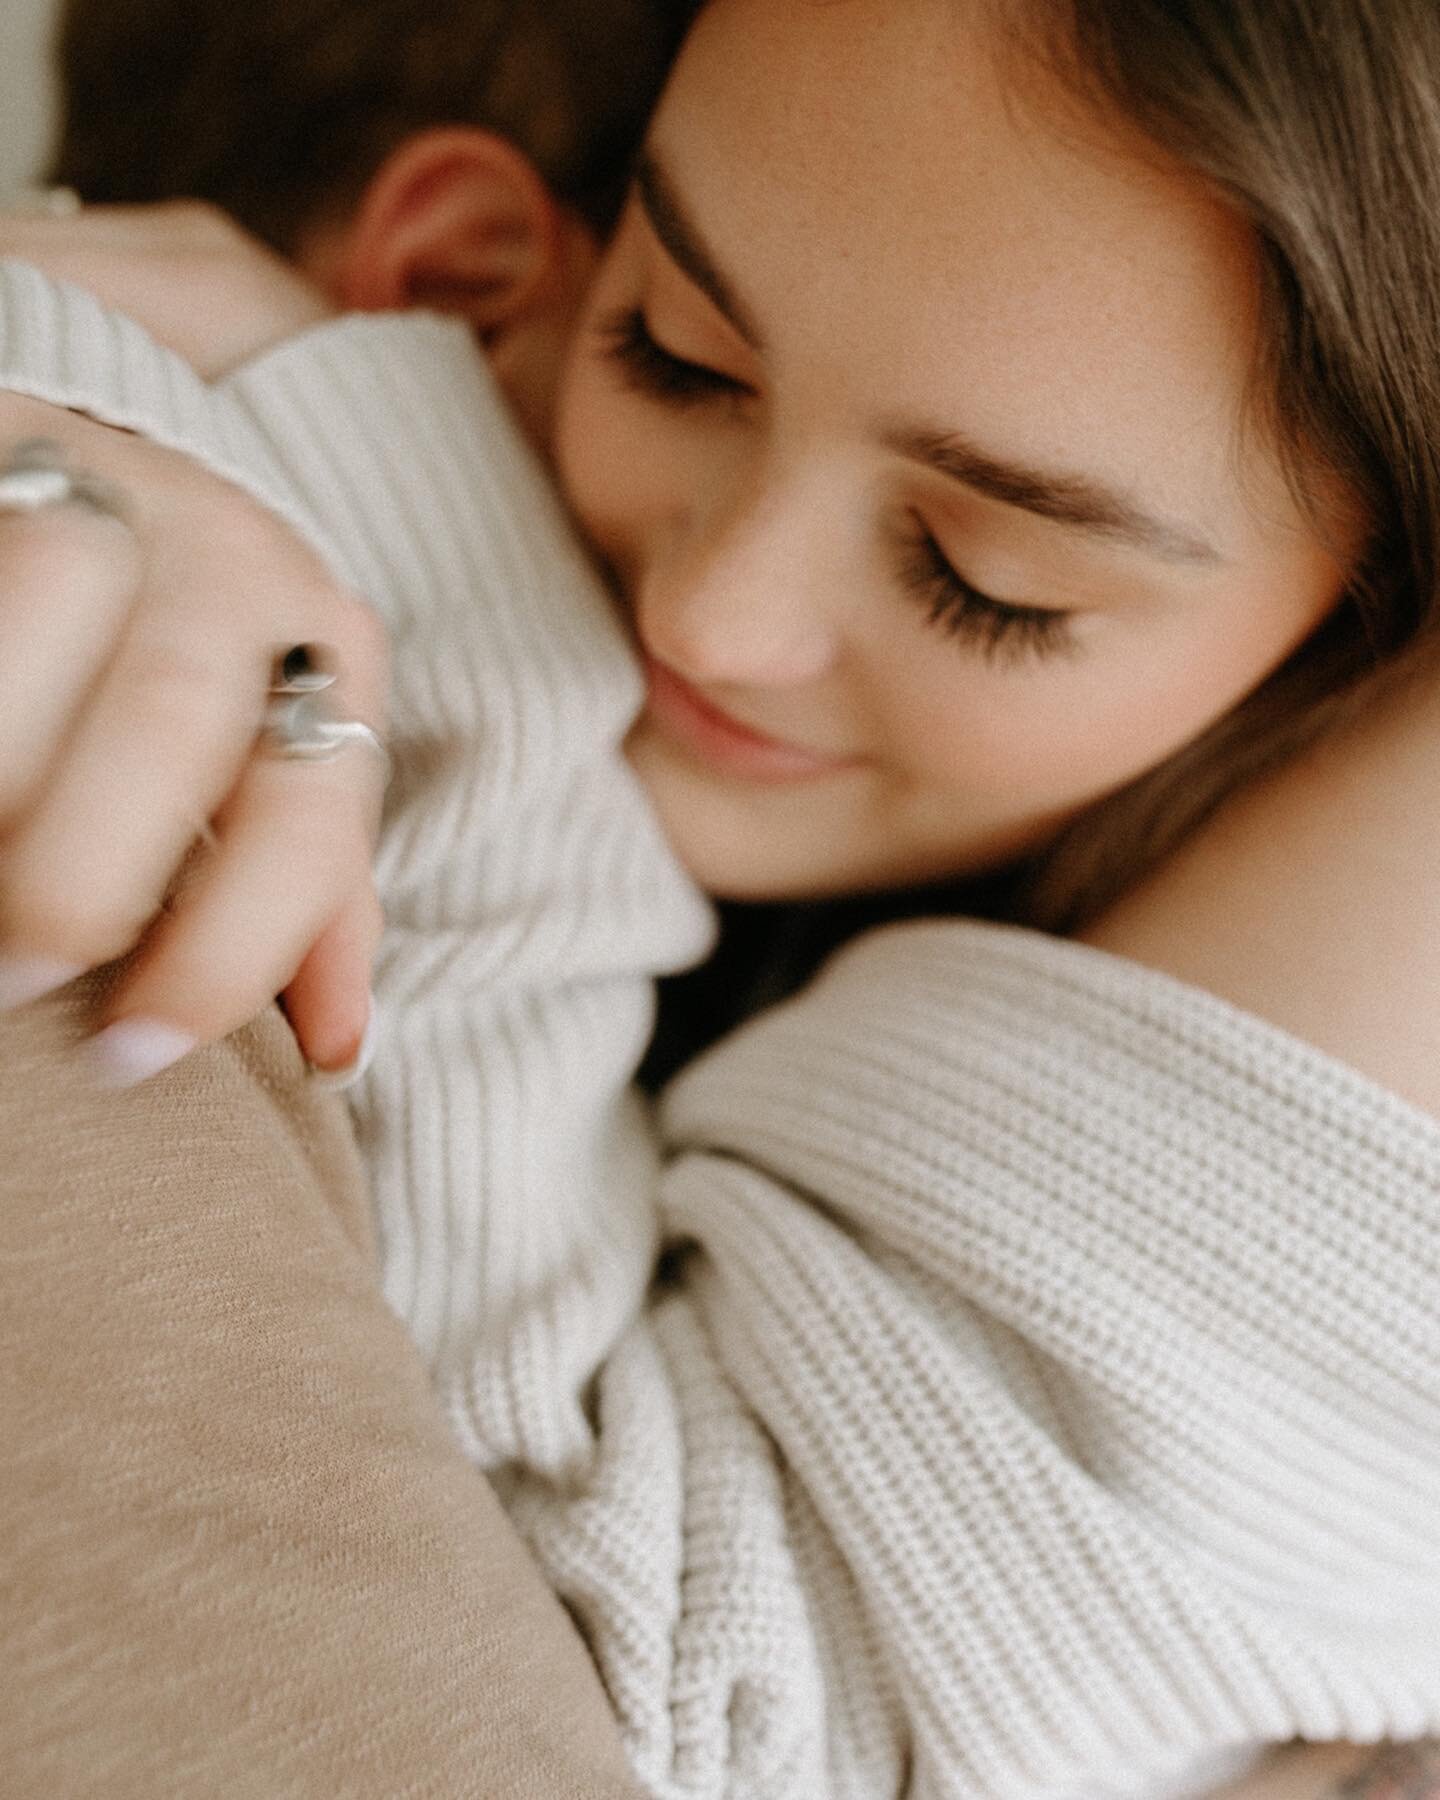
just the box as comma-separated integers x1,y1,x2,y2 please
634,151,765,350
888,427,1224,567
635,151,1221,569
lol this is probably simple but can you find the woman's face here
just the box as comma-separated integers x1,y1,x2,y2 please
552,0,1353,901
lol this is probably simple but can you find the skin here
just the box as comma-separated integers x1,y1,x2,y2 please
1335,1744,1440,1799
0,4,1434,1790
1212,1744,1440,1800
554,0,1355,901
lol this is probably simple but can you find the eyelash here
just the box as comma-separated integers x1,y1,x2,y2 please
597,307,1074,664
898,525,1075,664
599,305,748,406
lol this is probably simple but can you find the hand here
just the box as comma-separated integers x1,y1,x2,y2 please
0,391,388,1083
0,199,335,380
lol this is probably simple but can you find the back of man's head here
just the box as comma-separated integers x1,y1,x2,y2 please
50,0,696,253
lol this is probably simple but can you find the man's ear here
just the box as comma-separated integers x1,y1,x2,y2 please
320,127,564,333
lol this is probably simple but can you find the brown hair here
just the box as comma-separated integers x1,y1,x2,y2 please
1004,0,1440,929
49,0,697,251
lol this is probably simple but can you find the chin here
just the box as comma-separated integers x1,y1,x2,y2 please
623,730,803,898
624,725,1051,905
662,821,829,903
653,791,1069,911
637,788,831,900
640,775,935,905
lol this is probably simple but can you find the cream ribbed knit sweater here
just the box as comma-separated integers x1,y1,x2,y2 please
3,261,1439,1800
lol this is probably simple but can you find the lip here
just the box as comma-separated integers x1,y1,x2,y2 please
639,654,861,784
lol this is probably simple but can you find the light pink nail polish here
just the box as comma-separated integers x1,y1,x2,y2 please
308,999,380,1093
87,1019,198,1090
0,955,84,1014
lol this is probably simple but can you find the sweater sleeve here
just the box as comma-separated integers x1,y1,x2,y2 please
652,918,1440,1796
218,315,717,1476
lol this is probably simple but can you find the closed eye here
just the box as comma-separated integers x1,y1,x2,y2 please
598,306,750,407
897,520,1076,664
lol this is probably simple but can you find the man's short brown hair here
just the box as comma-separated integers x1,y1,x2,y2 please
50,0,696,251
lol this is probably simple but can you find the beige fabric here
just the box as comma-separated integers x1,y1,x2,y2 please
0,977,638,1800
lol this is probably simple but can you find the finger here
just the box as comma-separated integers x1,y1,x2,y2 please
0,506,142,817
282,885,385,1081
0,614,268,978
1,572,384,984
86,743,386,1086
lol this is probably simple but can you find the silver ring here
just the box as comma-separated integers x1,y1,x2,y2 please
0,439,132,526
258,644,390,780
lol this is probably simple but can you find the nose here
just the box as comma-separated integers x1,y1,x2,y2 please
635,478,843,689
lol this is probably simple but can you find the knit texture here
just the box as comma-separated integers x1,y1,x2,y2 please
3,265,1438,1798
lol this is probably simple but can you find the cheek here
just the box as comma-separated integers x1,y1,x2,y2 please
882,637,1276,811
552,349,631,564
865,623,1121,801
893,675,1140,802
552,347,692,586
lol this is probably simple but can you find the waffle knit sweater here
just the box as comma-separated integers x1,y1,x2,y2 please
2,261,1439,1800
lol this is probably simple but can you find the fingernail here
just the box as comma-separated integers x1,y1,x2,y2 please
308,998,379,1093
87,1018,198,1090
0,955,84,1013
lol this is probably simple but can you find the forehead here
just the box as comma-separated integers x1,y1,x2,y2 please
654,0,1278,556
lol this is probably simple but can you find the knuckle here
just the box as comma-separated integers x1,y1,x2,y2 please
129,646,237,744
308,590,390,722
195,488,297,562
328,588,390,673
171,467,314,567
0,507,139,591
1,871,148,968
